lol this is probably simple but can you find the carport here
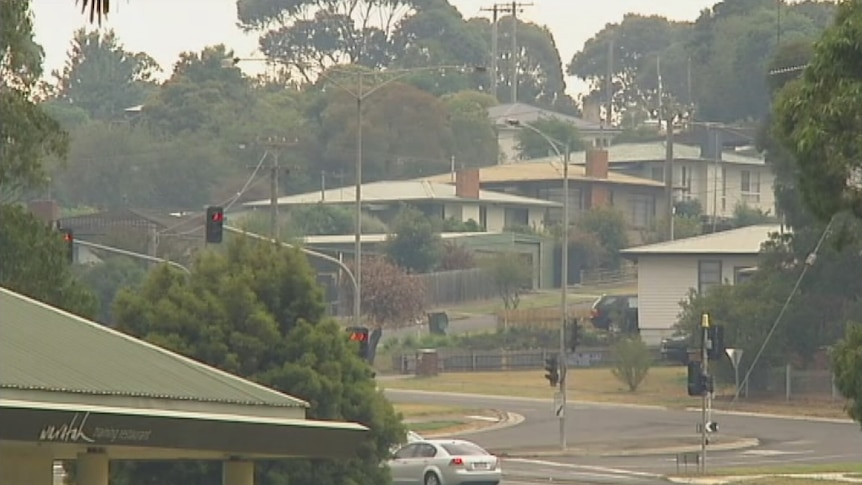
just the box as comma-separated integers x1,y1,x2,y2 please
0,287,368,485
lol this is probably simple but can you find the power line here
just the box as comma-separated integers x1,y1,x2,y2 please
480,1,532,103
732,216,835,403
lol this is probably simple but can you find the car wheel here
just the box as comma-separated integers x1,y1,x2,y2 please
424,471,441,485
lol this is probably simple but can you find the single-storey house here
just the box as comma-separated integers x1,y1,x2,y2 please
620,224,785,345
242,175,560,232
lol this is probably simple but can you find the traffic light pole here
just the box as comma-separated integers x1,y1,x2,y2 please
558,141,571,451
73,239,191,274
700,313,710,474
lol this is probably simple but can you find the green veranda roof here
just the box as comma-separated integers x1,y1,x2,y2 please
0,287,307,408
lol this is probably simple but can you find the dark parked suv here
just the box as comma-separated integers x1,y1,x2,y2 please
660,335,691,365
590,294,638,333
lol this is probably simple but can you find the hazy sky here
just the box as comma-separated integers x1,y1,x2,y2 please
32,0,724,96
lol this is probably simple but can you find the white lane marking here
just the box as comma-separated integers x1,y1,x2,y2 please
467,415,500,422
505,457,663,478
741,449,813,456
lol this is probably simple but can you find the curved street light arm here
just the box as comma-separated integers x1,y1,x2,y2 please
510,120,564,160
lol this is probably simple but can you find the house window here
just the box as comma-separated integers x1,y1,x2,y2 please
479,206,487,230
733,266,754,284
680,166,691,189
698,260,722,294
538,186,581,223
628,195,655,228
741,170,761,204
504,207,529,227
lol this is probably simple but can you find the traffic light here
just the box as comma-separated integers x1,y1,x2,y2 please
544,355,559,387
687,361,707,397
60,228,74,264
346,326,370,360
205,206,224,243
568,319,582,352
706,325,725,360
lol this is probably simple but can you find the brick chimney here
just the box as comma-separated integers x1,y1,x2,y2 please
455,168,480,199
28,199,60,226
585,148,609,179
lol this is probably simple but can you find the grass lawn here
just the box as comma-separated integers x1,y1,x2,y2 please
392,403,470,418
440,284,637,317
383,368,850,418
408,420,467,433
384,367,690,407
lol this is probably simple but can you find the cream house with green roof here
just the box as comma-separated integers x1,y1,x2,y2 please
0,287,367,485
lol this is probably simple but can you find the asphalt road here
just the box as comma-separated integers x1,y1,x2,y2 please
386,389,862,482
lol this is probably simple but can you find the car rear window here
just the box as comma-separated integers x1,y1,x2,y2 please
441,443,489,456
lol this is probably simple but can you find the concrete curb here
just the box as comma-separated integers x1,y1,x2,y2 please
685,407,855,424
424,411,526,438
667,472,862,485
493,436,760,459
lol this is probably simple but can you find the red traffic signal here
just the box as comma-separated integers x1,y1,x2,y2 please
349,331,369,342
205,206,224,243
59,228,74,263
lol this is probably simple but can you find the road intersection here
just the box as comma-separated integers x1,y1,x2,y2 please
385,388,861,484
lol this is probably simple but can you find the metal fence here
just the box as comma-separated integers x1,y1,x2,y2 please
412,268,496,307
580,263,637,287
756,365,841,401
389,347,666,374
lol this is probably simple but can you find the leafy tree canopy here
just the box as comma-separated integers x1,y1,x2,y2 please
1,0,68,198
112,237,404,485
385,205,443,273
773,0,862,222
0,204,97,318
514,117,586,160
50,28,160,121
568,1,836,122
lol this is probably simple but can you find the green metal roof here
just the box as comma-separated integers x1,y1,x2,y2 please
0,287,307,408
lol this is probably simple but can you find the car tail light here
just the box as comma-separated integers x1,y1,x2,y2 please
590,308,599,318
449,457,464,466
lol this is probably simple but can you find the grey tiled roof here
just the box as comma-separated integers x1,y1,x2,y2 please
0,287,307,408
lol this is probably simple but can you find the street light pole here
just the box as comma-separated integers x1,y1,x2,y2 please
317,65,486,327
223,58,486,327
505,118,570,450
559,138,570,451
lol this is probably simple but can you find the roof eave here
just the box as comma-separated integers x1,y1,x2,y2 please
621,251,761,258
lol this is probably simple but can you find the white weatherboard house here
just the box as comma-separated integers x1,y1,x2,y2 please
620,224,785,345
243,170,561,232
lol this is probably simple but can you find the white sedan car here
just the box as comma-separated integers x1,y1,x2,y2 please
388,439,501,485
